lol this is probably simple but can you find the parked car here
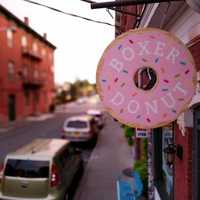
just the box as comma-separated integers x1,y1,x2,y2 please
61,115,98,143
0,138,83,200
86,109,104,130
75,97,88,105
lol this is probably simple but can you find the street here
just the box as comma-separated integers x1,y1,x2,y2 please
0,97,103,163
0,98,133,200
0,113,69,162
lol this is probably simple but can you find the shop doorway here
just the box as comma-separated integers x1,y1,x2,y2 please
8,94,16,121
153,125,174,200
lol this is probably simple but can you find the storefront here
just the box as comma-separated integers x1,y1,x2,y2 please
153,125,174,200
110,0,200,198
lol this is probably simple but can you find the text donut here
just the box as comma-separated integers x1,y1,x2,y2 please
96,28,196,129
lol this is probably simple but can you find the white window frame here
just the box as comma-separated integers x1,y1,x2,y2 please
21,36,27,47
6,29,13,48
8,61,15,80
32,42,38,53
34,69,39,79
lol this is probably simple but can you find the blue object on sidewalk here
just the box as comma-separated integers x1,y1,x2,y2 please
117,179,136,200
116,171,143,200
132,172,143,198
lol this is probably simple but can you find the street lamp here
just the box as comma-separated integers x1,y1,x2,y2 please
163,144,183,166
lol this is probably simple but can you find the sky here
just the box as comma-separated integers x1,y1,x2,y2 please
0,0,115,84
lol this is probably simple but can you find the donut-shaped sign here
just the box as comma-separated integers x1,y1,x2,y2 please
96,28,196,129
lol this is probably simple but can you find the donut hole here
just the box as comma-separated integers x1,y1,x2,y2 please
134,67,157,90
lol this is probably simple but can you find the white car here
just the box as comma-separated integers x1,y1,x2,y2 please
86,109,104,130
61,115,98,143
76,97,88,105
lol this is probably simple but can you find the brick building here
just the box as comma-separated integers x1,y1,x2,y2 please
115,2,200,200
0,5,56,126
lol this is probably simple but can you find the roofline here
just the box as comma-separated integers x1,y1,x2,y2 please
0,4,56,49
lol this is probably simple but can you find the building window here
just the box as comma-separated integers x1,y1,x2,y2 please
21,36,27,47
23,67,28,77
41,48,46,57
33,69,39,79
32,42,38,53
6,29,13,48
8,61,15,80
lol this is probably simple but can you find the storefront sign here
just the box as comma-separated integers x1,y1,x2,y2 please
136,128,148,138
96,28,196,128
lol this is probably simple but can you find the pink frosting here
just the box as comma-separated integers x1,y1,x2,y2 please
96,28,196,128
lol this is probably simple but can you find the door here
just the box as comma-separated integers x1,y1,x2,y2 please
8,94,16,121
193,107,200,200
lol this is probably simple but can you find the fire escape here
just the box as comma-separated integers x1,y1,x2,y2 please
20,46,44,90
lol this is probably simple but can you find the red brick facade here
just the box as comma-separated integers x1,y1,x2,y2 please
174,126,193,200
174,37,200,200
0,5,56,126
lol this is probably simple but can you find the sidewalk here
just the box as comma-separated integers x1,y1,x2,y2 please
74,116,134,200
0,113,55,134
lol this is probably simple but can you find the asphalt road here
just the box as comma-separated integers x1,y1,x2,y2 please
0,97,104,163
0,112,71,162
0,98,119,200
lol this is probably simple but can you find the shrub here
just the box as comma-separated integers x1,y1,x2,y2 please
122,125,135,146
133,159,148,197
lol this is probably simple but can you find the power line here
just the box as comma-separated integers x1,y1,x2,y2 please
21,0,116,27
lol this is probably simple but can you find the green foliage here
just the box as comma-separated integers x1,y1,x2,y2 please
133,159,148,197
122,125,135,146
124,127,134,138
55,90,68,104
143,139,148,159
127,137,134,146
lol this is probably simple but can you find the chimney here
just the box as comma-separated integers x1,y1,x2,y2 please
43,33,47,39
24,17,29,26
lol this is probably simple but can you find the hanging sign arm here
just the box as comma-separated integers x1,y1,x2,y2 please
91,0,184,9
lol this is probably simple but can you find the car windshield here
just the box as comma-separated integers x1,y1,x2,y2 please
66,120,88,129
4,159,49,178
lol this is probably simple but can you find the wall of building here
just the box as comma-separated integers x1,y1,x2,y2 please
115,5,138,36
0,9,55,126
115,3,200,199
174,126,193,200
168,8,200,200
169,7,200,44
